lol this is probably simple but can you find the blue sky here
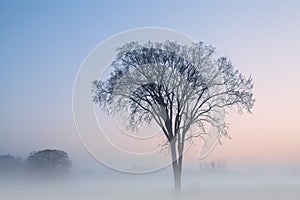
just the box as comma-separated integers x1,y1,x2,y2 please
1,1,300,168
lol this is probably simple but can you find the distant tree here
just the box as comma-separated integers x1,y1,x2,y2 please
199,160,227,172
92,41,254,191
0,154,23,174
25,149,71,177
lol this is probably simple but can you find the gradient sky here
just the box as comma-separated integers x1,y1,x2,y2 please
1,0,300,169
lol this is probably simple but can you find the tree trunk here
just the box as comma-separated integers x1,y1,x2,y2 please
171,142,183,192
172,162,182,192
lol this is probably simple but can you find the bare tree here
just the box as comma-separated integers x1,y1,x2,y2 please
199,160,227,172
92,41,254,191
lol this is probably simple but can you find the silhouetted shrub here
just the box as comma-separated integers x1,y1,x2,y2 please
0,154,23,175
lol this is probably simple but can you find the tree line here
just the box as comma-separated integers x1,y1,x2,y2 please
0,149,71,178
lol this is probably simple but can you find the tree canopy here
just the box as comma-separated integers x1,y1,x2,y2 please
93,41,254,142
0,154,23,174
25,149,71,177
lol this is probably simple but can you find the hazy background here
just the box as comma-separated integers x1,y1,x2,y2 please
1,1,300,198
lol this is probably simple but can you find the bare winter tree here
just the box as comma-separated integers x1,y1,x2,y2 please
92,41,254,191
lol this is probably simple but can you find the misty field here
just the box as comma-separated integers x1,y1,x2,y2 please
1,170,299,200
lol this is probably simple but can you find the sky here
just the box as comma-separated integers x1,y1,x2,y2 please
1,0,300,171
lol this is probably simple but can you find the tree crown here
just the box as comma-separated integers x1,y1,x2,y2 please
92,41,254,143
